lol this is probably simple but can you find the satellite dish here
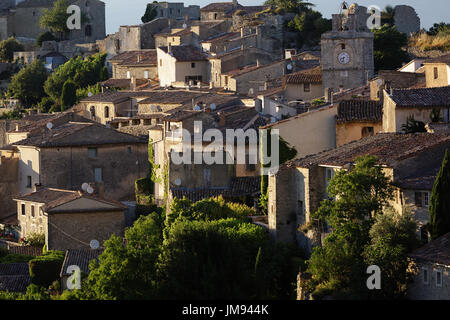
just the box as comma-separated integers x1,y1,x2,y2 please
86,186,94,194
270,117,277,123
81,183,89,191
376,79,383,86
210,103,216,110
90,239,100,250
287,63,293,70
248,88,254,95
88,92,93,97
175,178,181,186
193,105,201,111
46,122,53,130
182,23,187,29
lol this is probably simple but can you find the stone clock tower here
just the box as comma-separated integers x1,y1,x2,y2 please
321,2,374,92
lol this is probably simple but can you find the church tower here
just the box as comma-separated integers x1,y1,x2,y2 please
321,2,374,92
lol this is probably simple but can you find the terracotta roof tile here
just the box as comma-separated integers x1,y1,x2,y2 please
390,86,450,108
336,100,382,123
409,233,450,265
117,50,157,66
285,67,322,84
159,45,208,62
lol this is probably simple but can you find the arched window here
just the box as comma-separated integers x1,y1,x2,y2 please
85,25,92,37
90,106,96,119
104,106,109,118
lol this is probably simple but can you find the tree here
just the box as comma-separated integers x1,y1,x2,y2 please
264,0,314,13
363,210,419,299
37,31,56,47
427,22,450,36
401,115,426,134
429,149,450,240
381,5,395,27
373,25,410,71
287,8,331,48
61,80,77,110
141,3,158,23
40,0,70,39
38,97,56,113
306,155,394,299
8,60,48,107
0,38,24,62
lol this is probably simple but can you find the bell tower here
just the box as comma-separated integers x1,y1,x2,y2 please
321,2,374,92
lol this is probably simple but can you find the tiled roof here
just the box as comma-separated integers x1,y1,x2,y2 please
409,233,450,266
336,100,382,123
171,176,261,202
60,249,103,277
424,53,450,65
224,59,285,78
81,91,131,103
0,263,31,293
390,86,450,108
159,45,208,62
285,67,322,84
117,50,157,66
8,246,42,257
290,133,450,169
0,275,31,293
201,32,240,43
102,78,151,89
201,2,242,12
13,121,146,147
137,90,207,105
14,188,127,212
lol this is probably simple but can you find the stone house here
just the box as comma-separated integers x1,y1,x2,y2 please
283,66,323,103
369,70,425,101
151,2,200,21
335,100,382,147
0,152,19,222
398,59,427,73
222,59,287,95
407,232,450,300
12,121,149,201
382,86,450,133
200,1,241,21
267,133,450,253
157,44,209,87
109,50,157,80
208,47,278,89
14,188,126,251
1,0,105,42
423,54,450,88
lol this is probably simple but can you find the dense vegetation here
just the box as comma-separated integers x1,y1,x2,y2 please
0,38,24,63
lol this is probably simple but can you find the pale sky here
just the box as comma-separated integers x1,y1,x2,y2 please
102,0,449,35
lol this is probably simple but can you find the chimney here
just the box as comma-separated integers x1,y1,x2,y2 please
15,123,19,131
241,44,244,51
168,42,172,54
130,76,137,91
33,183,43,192
256,59,260,67
209,81,213,89
137,54,142,63
240,27,244,38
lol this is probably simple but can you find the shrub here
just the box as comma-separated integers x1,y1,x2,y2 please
22,232,45,247
38,97,56,113
37,31,56,47
29,250,65,288
61,80,77,109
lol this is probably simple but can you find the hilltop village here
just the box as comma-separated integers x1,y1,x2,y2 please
0,0,449,300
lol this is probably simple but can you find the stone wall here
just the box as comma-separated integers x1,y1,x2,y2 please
407,262,450,300
394,5,420,35
336,121,382,147
47,210,125,250
0,155,18,220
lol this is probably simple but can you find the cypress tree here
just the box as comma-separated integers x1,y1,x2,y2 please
61,80,77,110
429,149,450,240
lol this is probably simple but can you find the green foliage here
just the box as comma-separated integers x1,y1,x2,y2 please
0,37,24,63
17,284,51,300
36,31,56,47
28,250,65,288
287,9,331,48
380,5,395,27
61,80,77,109
307,156,399,299
8,60,48,107
141,4,158,23
22,232,45,247
363,210,419,299
427,22,450,36
44,53,106,103
311,98,325,106
99,66,109,81
38,96,56,113
0,252,33,264
0,109,21,120
40,0,70,35
401,115,426,133
264,0,314,13
430,108,443,123
373,25,410,71
429,149,450,240
75,83,102,104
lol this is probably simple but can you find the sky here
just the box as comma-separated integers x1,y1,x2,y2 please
102,0,449,34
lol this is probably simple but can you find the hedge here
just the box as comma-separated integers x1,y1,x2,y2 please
28,250,65,288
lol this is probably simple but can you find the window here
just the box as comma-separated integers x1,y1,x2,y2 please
303,83,310,92
434,67,438,79
127,71,131,79
88,148,98,158
415,192,423,207
94,168,103,182
26,176,32,188
424,192,429,207
104,106,110,118
341,43,346,50
214,13,218,20
362,126,374,138
90,106,96,119
423,267,429,285
191,62,196,68
31,205,35,218
325,168,335,196
144,71,149,79
436,270,443,287
21,203,26,216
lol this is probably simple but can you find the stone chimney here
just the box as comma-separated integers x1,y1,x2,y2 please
137,54,142,63
33,183,43,193
130,76,137,91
